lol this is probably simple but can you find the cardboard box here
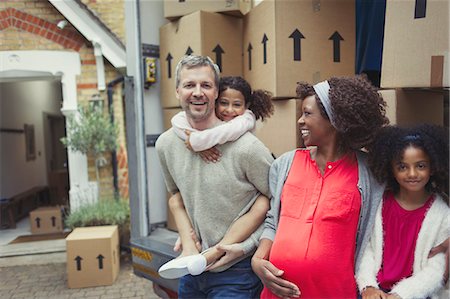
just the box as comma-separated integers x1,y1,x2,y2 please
254,99,303,158
29,206,63,234
164,0,252,20
160,11,243,108
66,225,120,288
162,107,182,131
243,0,355,98
379,89,445,126
381,0,449,88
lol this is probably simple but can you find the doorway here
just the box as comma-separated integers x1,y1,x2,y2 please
45,113,69,207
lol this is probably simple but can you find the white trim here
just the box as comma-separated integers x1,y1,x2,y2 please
93,42,106,91
49,0,126,69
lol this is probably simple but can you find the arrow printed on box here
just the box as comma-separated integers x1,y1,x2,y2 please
185,46,193,56
51,216,56,227
97,254,104,269
75,256,83,271
166,53,173,79
35,217,41,228
261,34,268,64
289,29,305,61
247,43,253,70
329,31,343,62
212,45,224,72
415,0,427,18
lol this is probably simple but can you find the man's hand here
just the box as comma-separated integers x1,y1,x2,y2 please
251,256,300,299
361,286,389,299
428,237,449,282
207,244,244,271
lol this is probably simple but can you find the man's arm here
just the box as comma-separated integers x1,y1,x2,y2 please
155,131,179,194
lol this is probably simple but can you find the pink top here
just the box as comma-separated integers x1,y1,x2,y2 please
377,192,434,290
261,150,361,298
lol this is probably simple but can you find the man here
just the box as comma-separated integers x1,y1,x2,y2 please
156,55,273,298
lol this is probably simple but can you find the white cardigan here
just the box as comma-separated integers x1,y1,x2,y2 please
356,194,449,299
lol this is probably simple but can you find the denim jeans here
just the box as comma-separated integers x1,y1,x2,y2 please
178,257,263,299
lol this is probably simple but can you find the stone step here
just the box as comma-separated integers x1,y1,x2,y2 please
0,239,66,267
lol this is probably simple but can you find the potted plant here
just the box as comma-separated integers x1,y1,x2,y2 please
64,198,130,248
61,103,118,198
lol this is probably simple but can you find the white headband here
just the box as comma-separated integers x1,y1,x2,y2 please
313,80,336,128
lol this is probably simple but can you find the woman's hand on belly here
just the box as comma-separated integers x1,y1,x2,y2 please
252,257,300,298
252,239,300,298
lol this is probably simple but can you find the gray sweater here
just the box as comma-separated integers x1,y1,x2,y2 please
156,128,274,270
261,149,385,272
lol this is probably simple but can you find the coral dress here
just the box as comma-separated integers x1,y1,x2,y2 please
261,150,361,298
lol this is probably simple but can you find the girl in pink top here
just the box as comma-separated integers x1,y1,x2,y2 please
165,76,274,275
357,124,449,299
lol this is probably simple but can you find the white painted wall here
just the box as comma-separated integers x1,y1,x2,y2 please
0,79,62,198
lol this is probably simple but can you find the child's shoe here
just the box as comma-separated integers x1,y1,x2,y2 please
158,253,207,279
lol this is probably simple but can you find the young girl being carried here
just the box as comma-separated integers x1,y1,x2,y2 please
356,124,449,299
159,76,274,278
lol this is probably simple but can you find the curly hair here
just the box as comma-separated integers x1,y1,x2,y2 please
296,75,388,150
219,76,274,121
369,124,449,197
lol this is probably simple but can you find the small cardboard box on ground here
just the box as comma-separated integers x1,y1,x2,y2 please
243,0,355,98
164,0,252,20
255,99,303,158
379,89,445,126
381,0,449,88
160,11,243,108
66,225,120,289
29,206,63,234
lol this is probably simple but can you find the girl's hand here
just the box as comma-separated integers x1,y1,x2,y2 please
184,130,193,151
251,256,300,299
173,229,202,255
428,237,449,282
198,147,221,163
361,286,389,299
184,130,221,162
206,244,244,271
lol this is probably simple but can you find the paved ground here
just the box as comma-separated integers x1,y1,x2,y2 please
0,253,161,299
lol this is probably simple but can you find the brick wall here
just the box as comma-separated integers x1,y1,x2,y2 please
0,0,129,200
80,0,125,45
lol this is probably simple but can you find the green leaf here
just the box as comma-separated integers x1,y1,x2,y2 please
61,105,118,156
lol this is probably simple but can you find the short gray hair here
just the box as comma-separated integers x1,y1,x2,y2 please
175,55,220,88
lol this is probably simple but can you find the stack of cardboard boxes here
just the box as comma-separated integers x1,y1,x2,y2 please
379,0,448,125
159,0,448,229
159,0,356,230
159,0,356,157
